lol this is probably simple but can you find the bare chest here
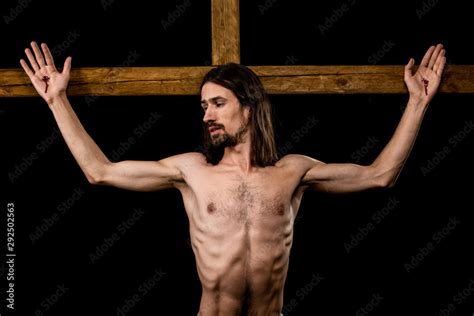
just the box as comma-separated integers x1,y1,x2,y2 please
205,180,288,223
183,168,298,226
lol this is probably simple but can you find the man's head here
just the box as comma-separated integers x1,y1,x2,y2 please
200,63,278,167
201,81,251,148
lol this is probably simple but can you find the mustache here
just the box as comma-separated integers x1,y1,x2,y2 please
207,123,224,129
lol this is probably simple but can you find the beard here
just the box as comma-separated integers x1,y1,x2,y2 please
201,117,251,165
208,118,250,149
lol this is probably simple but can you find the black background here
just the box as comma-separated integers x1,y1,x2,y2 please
1,0,473,315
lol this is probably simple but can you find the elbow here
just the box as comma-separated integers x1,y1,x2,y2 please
377,171,399,189
379,177,396,189
87,176,98,185
370,165,398,189
387,176,398,188
86,164,109,185
86,173,103,185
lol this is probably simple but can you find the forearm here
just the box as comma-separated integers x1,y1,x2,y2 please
372,98,428,186
48,93,110,182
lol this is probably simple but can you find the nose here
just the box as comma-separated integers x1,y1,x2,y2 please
203,106,216,124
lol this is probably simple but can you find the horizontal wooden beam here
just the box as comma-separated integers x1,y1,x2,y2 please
0,65,473,97
254,65,474,94
0,67,210,97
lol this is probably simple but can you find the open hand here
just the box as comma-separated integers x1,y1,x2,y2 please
404,44,446,106
20,41,72,104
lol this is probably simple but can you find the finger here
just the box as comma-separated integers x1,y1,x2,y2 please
428,44,443,69
420,45,435,68
436,56,446,77
404,58,415,81
433,49,445,73
19,59,35,78
62,56,72,75
24,48,40,72
31,41,46,69
41,43,57,71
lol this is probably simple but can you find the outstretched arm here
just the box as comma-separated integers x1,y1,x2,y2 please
294,44,446,193
20,42,188,191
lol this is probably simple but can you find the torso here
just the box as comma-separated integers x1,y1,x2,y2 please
176,154,307,316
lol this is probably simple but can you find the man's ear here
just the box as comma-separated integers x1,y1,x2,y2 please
245,106,252,120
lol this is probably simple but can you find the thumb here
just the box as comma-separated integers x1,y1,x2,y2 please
404,58,414,80
62,56,72,75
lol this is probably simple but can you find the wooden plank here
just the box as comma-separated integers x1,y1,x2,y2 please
0,67,211,97
252,65,474,94
0,65,473,97
211,0,240,65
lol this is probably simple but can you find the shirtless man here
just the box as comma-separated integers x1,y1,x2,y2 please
20,42,446,315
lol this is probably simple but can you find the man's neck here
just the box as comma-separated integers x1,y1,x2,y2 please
220,141,255,174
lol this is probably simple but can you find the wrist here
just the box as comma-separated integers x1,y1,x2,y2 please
47,92,68,110
406,97,429,114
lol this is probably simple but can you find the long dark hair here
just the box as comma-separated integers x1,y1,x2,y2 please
200,63,279,167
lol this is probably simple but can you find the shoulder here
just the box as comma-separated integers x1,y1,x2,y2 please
276,154,324,169
274,154,326,183
161,152,207,169
273,155,327,195
158,152,207,189
175,151,207,162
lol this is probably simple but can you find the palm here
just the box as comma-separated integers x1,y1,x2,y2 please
29,66,69,99
405,66,440,99
20,42,71,104
404,44,446,105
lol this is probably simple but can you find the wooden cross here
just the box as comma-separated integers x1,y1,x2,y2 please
1,0,473,97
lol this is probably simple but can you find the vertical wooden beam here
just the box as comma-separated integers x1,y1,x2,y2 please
211,0,240,65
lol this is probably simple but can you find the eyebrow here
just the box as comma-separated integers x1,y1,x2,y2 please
200,96,227,106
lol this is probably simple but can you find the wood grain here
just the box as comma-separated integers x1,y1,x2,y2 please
212,0,240,65
1,65,472,96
